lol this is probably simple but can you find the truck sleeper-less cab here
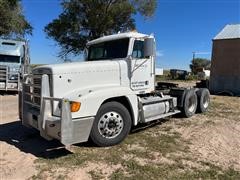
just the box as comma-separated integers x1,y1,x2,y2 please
21,32,210,146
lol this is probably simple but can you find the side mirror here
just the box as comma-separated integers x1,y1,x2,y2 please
144,38,155,58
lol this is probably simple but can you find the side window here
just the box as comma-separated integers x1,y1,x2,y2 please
89,44,104,60
132,40,144,59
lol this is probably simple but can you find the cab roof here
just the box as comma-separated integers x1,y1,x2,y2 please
0,39,25,56
87,32,149,46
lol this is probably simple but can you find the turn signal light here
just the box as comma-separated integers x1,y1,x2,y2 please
70,101,81,112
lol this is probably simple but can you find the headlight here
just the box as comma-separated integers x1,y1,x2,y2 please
9,75,18,80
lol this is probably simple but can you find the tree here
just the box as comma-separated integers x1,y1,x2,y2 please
190,58,211,75
45,0,157,57
0,0,32,38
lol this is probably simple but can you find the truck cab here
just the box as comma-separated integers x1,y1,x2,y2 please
21,32,210,146
86,32,155,94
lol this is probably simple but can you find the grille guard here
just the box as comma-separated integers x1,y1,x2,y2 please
0,65,20,91
21,74,94,146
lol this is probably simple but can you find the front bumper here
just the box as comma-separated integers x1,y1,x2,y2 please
21,74,94,145
0,82,18,91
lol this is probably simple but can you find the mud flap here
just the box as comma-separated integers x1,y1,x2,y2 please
61,99,94,146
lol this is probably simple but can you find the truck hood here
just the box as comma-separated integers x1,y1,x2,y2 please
32,60,130,117
32,59,129,96
33,60,123,75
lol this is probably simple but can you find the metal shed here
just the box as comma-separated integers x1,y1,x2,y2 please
210,24,240,96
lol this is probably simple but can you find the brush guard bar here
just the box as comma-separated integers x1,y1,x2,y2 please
21,74,94,146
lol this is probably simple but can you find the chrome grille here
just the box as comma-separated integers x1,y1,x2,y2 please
24,86,31,102
33,87,40,94
32,76,41,106
0,65,7,82
33,77,41,85
23,74,42,109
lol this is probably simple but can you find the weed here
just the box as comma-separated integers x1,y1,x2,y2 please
32,95,240,179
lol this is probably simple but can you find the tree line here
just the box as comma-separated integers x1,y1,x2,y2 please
0,0,210,72
0,0,157,56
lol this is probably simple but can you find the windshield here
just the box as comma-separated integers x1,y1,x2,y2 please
0,55,20,63
88,38,129,61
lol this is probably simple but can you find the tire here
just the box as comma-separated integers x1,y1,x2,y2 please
181,89,198,118
196,88,210,113
90,101,132,147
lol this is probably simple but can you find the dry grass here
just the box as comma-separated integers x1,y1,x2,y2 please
1,93,239,179
31,95,240,180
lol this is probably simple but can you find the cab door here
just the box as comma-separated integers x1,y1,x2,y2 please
130,39,154,93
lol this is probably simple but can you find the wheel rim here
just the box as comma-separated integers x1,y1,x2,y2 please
98,111,124,139
188,95,196,113
203,94,209,109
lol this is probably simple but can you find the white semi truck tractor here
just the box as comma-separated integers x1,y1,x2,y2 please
0,39,30,91
20,32,210,147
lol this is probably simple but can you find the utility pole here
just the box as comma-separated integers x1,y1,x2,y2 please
192,51,210,60
192,52,196,60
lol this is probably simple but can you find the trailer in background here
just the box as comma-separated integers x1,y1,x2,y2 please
155,68,164,75
170,69,189,80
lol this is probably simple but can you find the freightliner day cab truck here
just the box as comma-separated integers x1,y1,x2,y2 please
20,32,210,147
0,39,30,91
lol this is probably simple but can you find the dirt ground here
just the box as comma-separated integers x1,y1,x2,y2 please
0,92,240,179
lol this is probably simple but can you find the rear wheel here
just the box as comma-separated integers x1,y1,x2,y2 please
181,89,198,118
196,88,210,113
90,101,132,147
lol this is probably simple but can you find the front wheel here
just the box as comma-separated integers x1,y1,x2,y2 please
90,101,132,147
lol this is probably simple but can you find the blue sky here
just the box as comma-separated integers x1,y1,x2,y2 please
22,0,240,70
